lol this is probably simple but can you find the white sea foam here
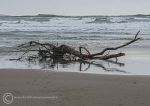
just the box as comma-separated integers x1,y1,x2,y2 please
0,15,150,47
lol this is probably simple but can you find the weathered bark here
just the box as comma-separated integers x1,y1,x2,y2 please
90,31,140,57
10,31,141,61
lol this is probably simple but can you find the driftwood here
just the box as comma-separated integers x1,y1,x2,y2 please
8,31,141,73
10,31,140,62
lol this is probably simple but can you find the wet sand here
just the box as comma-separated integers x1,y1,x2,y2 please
0,47,150,75
0,69,150,106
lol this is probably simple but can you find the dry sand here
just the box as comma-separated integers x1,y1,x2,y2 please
0,69,150,106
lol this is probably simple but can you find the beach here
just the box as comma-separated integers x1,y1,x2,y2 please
0,69,150,106
0,15,150,106
0,47,150,75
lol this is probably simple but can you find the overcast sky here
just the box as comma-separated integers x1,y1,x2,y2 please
0,0,150,16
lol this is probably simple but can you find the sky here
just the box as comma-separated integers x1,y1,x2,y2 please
0,0,150,16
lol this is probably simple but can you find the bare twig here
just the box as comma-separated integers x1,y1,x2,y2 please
90,31,140,57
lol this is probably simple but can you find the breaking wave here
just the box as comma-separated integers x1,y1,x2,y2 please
0,14,150,47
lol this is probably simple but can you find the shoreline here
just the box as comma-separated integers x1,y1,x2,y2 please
0,68,150,76
0,47,150,75
0,69,150,106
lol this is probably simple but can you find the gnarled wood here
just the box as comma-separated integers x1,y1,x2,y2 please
10,31,141,61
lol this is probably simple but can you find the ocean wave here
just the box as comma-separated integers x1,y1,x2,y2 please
0,15,150,47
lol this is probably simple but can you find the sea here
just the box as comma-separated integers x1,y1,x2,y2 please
0,14,150,75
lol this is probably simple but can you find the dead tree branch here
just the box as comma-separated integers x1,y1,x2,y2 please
10,31,141,61
90,31,140,57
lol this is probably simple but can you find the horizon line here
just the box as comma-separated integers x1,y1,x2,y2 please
1,13,150,17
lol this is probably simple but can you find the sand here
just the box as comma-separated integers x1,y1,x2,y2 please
0,69,150,106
